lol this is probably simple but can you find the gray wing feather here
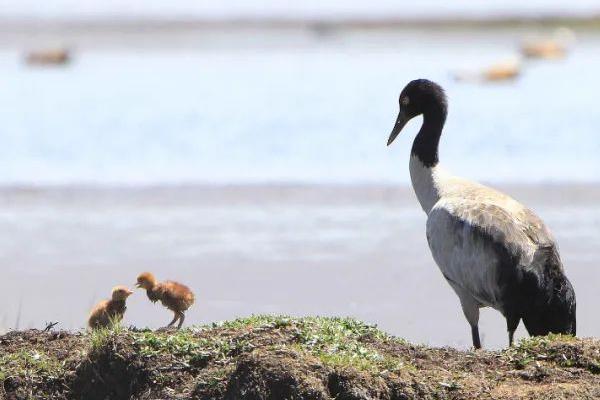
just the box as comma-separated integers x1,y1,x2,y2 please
433,197,555,267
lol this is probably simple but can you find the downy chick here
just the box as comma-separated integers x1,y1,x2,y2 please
88,286,133,329
136,272,195,329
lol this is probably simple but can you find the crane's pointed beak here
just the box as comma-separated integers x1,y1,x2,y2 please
387,110,410,146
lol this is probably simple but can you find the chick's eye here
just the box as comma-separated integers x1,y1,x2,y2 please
401,96,410,106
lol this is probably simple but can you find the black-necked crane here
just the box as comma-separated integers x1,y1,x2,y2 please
387,79,576,349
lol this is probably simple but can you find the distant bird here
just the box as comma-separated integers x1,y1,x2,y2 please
88,286,133,330
25,47,71,66
521,40,566,60
387,79,576,349
136,272,195,329
520,28,576,60
453,57,521,83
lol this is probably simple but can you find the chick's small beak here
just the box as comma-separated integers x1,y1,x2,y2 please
387,109,410,146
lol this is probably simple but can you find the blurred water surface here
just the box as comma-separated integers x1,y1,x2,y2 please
1,30,599,185
1,185,599,348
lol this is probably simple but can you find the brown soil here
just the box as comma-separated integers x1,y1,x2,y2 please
0,317,599,400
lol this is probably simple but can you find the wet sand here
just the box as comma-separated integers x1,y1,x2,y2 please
1,183,599,349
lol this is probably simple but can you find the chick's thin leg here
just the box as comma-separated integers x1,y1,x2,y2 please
167,312,180,328
177,312,185,329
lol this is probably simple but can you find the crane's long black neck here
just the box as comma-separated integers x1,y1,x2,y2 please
411,105,446,168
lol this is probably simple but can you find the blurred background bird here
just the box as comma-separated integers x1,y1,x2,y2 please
135,272,195,329
520,27,577,60
87,286,133,330
453,57,522,83
25,47,71,66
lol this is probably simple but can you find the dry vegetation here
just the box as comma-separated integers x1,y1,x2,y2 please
1,316,599,399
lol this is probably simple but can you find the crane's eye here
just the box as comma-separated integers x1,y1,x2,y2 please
401,96,410,106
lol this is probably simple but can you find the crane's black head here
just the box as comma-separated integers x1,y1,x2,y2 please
387,79,448,146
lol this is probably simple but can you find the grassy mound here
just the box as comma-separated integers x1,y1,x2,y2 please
1,316,599,399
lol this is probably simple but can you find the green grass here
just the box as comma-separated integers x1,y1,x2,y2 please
210,315,410,373
507,333,587,370
116,316,412,374
87,316,126,350
0,349,64,381
132,328,252,366
210,314,393,342
210,314,296,330
289,317,410,373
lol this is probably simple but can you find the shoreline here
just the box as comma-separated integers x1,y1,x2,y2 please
3,13,600,31
2,14,600,50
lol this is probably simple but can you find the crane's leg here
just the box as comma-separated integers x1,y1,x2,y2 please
471,325,481,350
459,295,481,349
167,312,180,328
506,315,520,347
177,312,185,329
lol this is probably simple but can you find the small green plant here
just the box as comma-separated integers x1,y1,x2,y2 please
87,315,126,350
132,329,252,365
135,329,201,357
507,333,582,370
211,315,294,330
0,349,64,381
288,316,408,373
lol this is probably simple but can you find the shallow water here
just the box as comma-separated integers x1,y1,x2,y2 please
1,184,598,349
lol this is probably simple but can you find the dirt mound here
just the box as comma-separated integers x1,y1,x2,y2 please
1,316,599,399
71,333,151,400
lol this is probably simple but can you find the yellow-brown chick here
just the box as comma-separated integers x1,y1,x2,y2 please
136,272,195,329
88,286,133,329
